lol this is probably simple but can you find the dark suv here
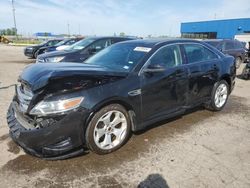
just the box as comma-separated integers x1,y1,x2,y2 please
36,36,134,63
204,39,246,68
7,39,236,159
24,39,63,59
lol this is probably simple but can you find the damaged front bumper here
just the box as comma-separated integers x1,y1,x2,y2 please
7,102,90,160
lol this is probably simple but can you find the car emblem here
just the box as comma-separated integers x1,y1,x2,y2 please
128,89,141,96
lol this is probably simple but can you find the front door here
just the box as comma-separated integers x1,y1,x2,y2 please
140,44,188,121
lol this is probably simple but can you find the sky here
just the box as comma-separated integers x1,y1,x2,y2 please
0,0,250,37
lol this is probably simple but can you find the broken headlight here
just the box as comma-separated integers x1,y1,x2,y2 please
29,97,84,116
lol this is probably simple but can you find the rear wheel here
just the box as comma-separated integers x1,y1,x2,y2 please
242,65,250,80
86,104,131,154
235,57,242,69
205,80,229,111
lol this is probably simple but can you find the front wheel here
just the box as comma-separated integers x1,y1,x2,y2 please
86,104,131,154
34,50,39,59
205,80,229,111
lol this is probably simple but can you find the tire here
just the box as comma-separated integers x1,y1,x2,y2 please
34,50,39,59
205,80,229,111
86,104,131,155
242,65,250,80
235,57,242,69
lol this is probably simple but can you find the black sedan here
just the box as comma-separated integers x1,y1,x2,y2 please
36,36,134,63
7,39,236,159
24,39,63,58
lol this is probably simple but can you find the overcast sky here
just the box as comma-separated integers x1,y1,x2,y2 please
0,0,250,37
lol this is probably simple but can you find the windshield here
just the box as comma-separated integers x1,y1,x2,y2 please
55,40,67,47
84,43,151,72
66,38,95,50
205,41,220,48
39,41,48,45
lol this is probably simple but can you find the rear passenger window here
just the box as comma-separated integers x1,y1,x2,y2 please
148,45,182,68
184,44,218,64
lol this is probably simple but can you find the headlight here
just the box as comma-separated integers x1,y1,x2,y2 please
30,97,84,116
45,56,65,63
26,47,34,50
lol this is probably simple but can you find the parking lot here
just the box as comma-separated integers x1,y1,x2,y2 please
0,44,250,187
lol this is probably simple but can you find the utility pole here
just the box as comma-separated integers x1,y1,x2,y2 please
11,0,17,38
67,22,70,37
78,24,81,36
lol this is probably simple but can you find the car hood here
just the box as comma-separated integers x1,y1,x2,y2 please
38,49,77,59
19,63,128,92
26,44,42,49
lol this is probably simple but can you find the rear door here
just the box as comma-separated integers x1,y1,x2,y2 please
183,43,220,105
140,44,188,121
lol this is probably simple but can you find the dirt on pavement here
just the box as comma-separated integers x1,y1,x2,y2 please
0,44,249,188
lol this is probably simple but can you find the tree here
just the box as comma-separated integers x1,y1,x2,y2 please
0,28,17,36
119,32,125,37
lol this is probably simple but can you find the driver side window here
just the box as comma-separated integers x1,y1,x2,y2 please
89,39,112,52
148,45,183,68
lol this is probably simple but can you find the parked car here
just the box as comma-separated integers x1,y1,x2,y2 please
24,39,63,58
7,39,236,159
56,37,83,51
36,36,134,63
242,62,250,79
204,39,246,68
44,38,83,53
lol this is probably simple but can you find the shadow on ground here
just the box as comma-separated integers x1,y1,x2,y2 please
138,174,170,188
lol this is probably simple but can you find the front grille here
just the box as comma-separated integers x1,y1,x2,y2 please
17,83,34,113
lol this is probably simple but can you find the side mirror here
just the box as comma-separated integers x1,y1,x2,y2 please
143,64,166,73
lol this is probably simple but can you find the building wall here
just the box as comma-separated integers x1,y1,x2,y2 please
181,18,250,39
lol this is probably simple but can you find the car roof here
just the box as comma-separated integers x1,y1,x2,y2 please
204,39,223,42
117,38,202,47
204,39,239,43
86,36,135,40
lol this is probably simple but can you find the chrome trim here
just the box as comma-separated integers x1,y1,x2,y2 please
138,42,221,76
17,83,33,112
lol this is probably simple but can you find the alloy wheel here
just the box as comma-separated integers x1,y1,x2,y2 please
214,83,228,108
93,110,127,150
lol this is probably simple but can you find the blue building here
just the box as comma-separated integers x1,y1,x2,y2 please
181,18,250,39
34,32,53,37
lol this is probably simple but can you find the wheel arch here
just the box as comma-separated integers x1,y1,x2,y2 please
85,98,138,133
220,74,231,91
